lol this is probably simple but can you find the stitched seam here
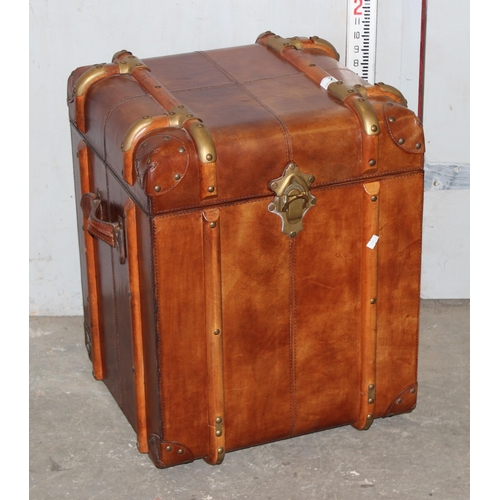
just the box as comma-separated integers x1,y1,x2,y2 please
198,51,293,162
168,72,303,95
289,239,297,436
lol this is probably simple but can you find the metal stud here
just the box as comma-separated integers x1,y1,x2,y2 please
215,417,222,424
396,398,403,404
270,182,278,190
367,414,373,420
410,388,416,394
398,138,405,145
309,175,315,183
358,98,365,102
289,231,297,238
174,173,181,180
154,185,161,192
389,116,396,123
368,398,374,404
215,430,222,437
209,222,216,228
178,146,186,153
207,186,215,193
166,446,172,452
371,125,378,132
368,384,375,390
370,298,377,304
371,195,377,202
206,154,213,161
178,449,184,454
369,159,376,167
415,143,422,149
217,447,224,455
141,141,148,148
214,329,221,335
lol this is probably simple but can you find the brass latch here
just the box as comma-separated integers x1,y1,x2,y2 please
268,162,317,237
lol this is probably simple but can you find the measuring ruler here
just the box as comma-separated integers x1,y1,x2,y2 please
346,0,378,83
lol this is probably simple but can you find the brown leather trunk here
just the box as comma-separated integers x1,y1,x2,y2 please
67,33,424,468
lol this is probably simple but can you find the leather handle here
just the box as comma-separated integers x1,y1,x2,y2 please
80,192,126,264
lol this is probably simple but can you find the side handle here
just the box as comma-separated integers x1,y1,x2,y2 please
80,192,126,264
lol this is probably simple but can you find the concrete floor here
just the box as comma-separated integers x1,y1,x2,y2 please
29,300,469,500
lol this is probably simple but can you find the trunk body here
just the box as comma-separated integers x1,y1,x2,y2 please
68,34,424,468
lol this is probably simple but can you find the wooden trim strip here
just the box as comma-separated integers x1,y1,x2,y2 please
352,181,380,430
78,141,104,380
202,208,226,465
124,198,148,452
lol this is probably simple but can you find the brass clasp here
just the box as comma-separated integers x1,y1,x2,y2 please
268,163,316,237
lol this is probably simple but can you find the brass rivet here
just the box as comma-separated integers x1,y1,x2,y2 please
387,102,394,106
396,398,403,404
311,198,317,205
187,114,193,118
178,105,185,109
178,449,184,454
169,111,176,115
206,154,213,161
166,446,172,452
143,115,149,119
197,123,204,128
208,186,215,193
368,398,374,404
389,116,396,123
215,417,222,424
415,143,422,149
96,64,102,68
410,388,416,394
336,81,343,85
358,98,365,102
215,430,222,437
217,447,224,455
214,329,220,335
163,135,170,140
141,142,148,148
367,414,373,420
289,231,297,238
370,298,377,304
309,63,316,67
309,175,315,183
369,159,376,166
155,85,161,88
210,222,216,228
178,146,186,153
289,163,296,170
154,185,161,192
398,138,405,145
348,89,355,93
368,384,375,390
174,174,181,180
268,203,276,211
371,195,377,202
371,125,378,132
270,182,278,190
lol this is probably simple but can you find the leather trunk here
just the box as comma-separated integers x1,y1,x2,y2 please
67,33,424,468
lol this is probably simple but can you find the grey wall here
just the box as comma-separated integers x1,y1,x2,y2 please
29,0,470,315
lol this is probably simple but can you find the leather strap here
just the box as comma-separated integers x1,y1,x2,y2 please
80,192,126,264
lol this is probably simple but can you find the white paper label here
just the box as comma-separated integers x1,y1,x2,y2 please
320,76,337,90
366,235,379,249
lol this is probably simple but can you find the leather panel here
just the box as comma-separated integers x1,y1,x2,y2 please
375,173,423,417
152,212,209,458
219,199,292,450
294,185,362,434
